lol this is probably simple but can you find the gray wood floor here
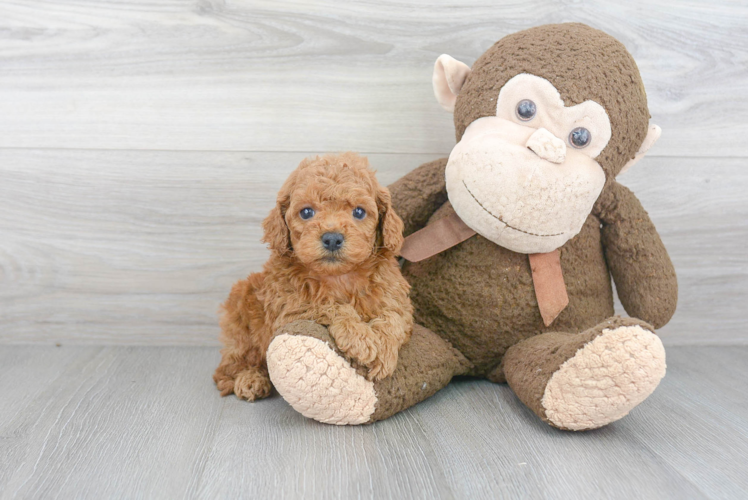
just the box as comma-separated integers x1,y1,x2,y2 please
0,345,746,500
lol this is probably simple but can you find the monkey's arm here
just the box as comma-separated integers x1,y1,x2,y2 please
594,181,678,329
388,157,448,236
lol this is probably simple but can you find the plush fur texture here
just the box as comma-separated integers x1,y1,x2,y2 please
445,116,607,253
268,320,471,424
502,316,665,429
266,24,678,431
541,325,666,430
267,322,378,425
454,23,650,182
213,153,414,400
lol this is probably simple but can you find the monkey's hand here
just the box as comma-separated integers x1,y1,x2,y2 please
595,181,678,328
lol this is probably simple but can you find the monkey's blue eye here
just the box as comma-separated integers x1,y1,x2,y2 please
352,207,366,220
299,207,315,220
569,127,591,148
516,99,536,121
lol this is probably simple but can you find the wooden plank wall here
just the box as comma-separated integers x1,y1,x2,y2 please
1,0,746,345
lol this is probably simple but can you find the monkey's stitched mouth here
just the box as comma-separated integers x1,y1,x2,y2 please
462,180,564,238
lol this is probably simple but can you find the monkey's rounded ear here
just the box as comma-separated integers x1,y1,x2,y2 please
619,124,661,176
433,54,472,113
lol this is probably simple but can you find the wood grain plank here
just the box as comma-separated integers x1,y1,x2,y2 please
1,346,746,499
412,346,748,499
0,346,225,499
620,347,748,498
0,0,745,155
0,346,455,500
195,393,454,499
411,383,707,499
1,150,745,345
0,346,103,494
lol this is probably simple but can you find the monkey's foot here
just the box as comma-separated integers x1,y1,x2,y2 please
267,321,378,425
504,317,666,430
267,321,471,425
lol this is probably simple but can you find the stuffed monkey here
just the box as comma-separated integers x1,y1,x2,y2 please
266,24,677,430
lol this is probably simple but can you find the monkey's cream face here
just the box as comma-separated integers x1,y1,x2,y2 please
446,74,610,254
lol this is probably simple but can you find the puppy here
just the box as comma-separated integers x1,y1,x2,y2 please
213,152,414,401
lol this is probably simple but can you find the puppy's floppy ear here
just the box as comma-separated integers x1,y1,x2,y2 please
376,185,405,254
262,189,292,256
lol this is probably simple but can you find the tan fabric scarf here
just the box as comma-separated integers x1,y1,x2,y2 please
400,212,568,326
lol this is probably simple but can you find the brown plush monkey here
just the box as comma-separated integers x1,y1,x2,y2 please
266,24,677,430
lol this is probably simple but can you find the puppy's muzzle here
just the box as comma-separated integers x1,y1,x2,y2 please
321,232,345,252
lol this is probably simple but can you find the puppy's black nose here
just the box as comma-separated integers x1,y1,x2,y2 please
321,232,344,252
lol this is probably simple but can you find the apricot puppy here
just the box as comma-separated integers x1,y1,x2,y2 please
213,152,414,401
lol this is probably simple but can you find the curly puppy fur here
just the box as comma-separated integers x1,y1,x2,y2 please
213,152,414,400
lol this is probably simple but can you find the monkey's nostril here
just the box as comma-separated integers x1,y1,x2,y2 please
321,232,345,252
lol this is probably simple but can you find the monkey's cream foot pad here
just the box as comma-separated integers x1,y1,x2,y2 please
267,334,377,425
542,325,666,431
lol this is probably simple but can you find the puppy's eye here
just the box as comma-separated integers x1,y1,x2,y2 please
352,207,366,220
516,99,536,121
569,127,591,148
299,207,315,220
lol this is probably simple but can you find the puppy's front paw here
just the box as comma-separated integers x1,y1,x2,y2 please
330,321,379,367
366,348,399,381
329,322,401,381
233,368,272,401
